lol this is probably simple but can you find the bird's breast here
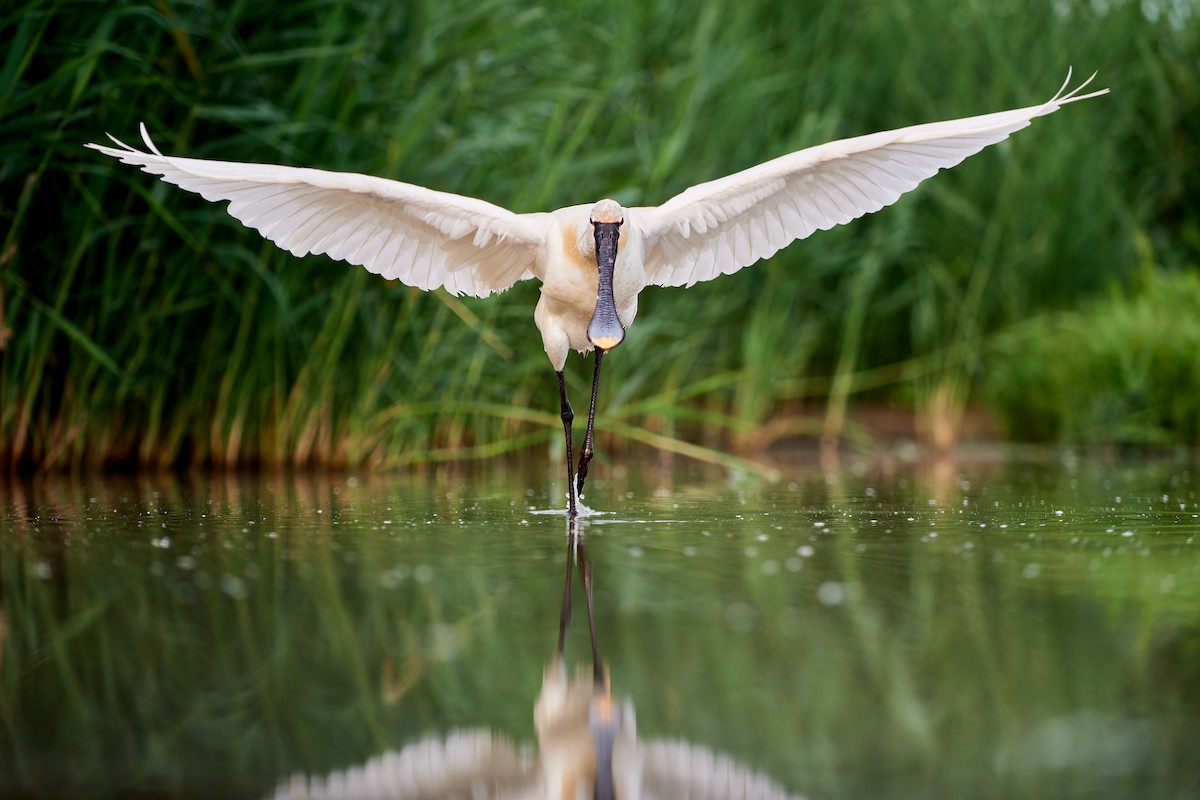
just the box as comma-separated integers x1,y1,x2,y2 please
534,215,644,351
543,221,600,312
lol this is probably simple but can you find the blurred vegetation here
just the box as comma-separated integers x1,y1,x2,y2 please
0,0,1196,469
986,269,1200,445
2,465,1199,798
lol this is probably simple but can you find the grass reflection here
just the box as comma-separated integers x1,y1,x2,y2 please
1,461,1198,798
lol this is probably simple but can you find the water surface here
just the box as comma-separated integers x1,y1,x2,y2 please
2,455,1199,798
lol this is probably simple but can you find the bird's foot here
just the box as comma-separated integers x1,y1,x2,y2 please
567,481,578,518
575,451,594,500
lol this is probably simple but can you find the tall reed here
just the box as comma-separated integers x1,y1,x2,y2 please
1,0,1192,468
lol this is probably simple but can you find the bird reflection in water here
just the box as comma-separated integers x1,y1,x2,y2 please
266,519,804,799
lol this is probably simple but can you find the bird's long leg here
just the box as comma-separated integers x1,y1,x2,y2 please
575,350,605,500
557,371,577,517
576,532,605,685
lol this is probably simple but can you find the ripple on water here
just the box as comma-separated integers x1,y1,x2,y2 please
2,459,1199,799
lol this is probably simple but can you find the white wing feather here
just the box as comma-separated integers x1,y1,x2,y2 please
264,731,535,799
636,70,1108,287
636,739,804,800
86,125,551,298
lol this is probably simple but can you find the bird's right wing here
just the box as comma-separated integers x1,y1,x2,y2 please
635,70,1107,288
87,125,553,298
635,740,804,800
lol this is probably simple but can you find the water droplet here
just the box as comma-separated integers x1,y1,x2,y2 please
220,574,247,599
817,582,845,606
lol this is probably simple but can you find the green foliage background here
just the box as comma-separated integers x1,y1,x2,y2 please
1,0,1196,468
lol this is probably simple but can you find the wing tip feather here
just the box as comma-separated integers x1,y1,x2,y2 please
138,122,166,157
1048,67,1110,109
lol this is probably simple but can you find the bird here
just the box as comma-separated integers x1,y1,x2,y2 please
88,70,1107,517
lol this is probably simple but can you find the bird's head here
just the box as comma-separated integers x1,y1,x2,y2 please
589,199,624,227
587,199,625,352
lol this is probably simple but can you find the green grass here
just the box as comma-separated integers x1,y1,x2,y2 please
1,0,1195,468
986,269,1200,445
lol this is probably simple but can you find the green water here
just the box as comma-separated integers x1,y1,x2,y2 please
2,456,1199,799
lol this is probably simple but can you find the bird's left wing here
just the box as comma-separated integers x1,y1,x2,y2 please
87,124,552,298
635,71,1107,288
265,731,536,800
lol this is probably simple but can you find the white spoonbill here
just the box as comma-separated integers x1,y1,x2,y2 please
88,70,1107,516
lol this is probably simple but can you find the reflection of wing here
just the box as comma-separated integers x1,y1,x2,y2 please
263,730,807,799
635,740,804,800
265,731,535,800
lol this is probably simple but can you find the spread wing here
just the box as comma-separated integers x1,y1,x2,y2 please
635,739,804,800
87,125,552,298
264,731,535,799
635,70,1108,288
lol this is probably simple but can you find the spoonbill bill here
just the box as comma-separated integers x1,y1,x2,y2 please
88,71,1107,516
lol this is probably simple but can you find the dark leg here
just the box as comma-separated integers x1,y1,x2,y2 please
556,520,577,658
557,370,577,517
579,528,616,799
575,349,605,500
577,533,605,685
